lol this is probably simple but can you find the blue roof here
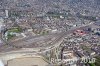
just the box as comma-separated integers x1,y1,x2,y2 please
95,22,100,26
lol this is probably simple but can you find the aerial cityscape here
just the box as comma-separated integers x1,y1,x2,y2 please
0,0,100,66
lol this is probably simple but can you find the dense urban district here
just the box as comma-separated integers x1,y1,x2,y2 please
0,0,100,66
